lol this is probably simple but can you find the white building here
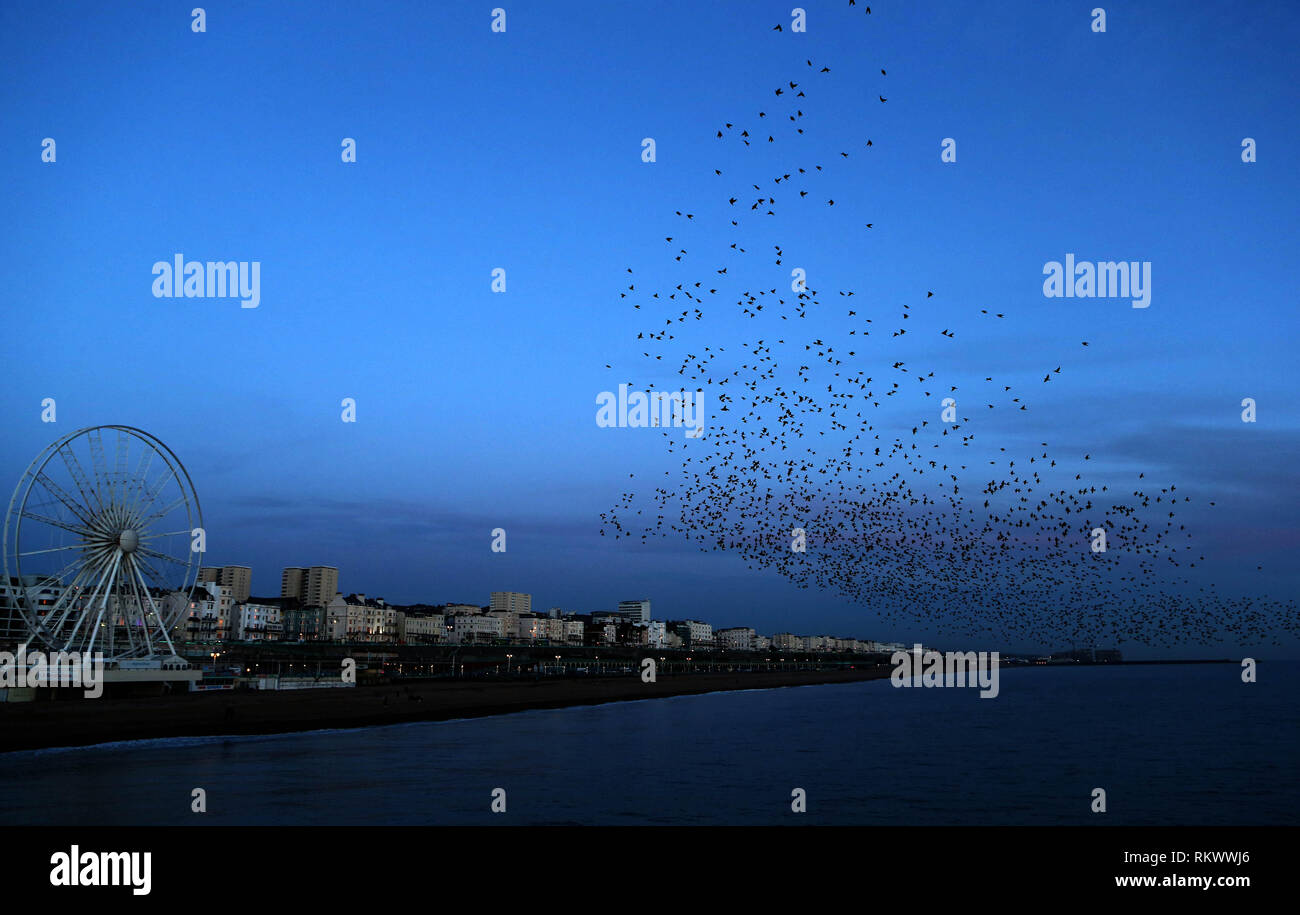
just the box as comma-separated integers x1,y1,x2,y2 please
564,619,585,644
545,618,567,642
617,599,651,625
515,614,544,642
488,610,520,639
645,620,668,648
172,581,233,642
231,601,282,641
716,627,756,651
326,595,348,640
453,614,505,644
325,594,397,642
346,595,397,642
397,612,445,643
670,619,714,649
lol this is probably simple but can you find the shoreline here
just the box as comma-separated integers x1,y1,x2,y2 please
0,667,896,754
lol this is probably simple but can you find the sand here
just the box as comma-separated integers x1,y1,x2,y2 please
0,667,894,753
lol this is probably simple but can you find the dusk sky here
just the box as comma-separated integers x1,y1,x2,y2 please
2,0,1296,656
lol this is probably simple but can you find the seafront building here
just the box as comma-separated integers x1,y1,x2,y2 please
668,620,714,650
282,603,328,641
326,594,398,642
170,580,235,642
396,612,445,644
1,558,919,654
230,601,282,640
453,614,505,644
716,627,756,651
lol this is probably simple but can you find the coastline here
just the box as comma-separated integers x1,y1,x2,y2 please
0,667,895,754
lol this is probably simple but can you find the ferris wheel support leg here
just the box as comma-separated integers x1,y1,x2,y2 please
59,548,117,650
80,551,121,657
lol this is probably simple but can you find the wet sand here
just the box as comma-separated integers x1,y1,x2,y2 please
0,667,894,753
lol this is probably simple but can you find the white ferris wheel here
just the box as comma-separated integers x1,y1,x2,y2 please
2,426,202,662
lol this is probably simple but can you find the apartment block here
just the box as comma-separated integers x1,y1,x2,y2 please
489,591,531,615
281,566,339,607
617,599,651,625
199,565,252,603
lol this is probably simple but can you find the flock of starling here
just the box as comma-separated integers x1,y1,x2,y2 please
600,6,1296,650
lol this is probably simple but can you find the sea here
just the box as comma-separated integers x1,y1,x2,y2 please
0,662,1294,825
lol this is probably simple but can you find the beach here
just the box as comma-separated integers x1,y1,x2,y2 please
0,667,894,753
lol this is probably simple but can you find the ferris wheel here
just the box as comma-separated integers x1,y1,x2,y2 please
2,426,202,661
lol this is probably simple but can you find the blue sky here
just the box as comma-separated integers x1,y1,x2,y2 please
1,1,1296,656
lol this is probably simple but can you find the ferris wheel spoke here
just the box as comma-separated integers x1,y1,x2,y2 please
134,554,171,589
33,471,96,528
79,559,119,655
21,551,90,597
134,468,178,518
42,550,110,618
20,510,97,539
18,556,97,639
136,546,187,566
112,430,130,508
18,543,85,557
129,561,174,656
57,444,103,516
118,572,142,656
139,493,188,525
61,549,118,633
119,566,146,656
89,551,126,653
87,427,109,513
140,528,193,540
66,550,119,651
125,447,156,519
138,531,193,555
